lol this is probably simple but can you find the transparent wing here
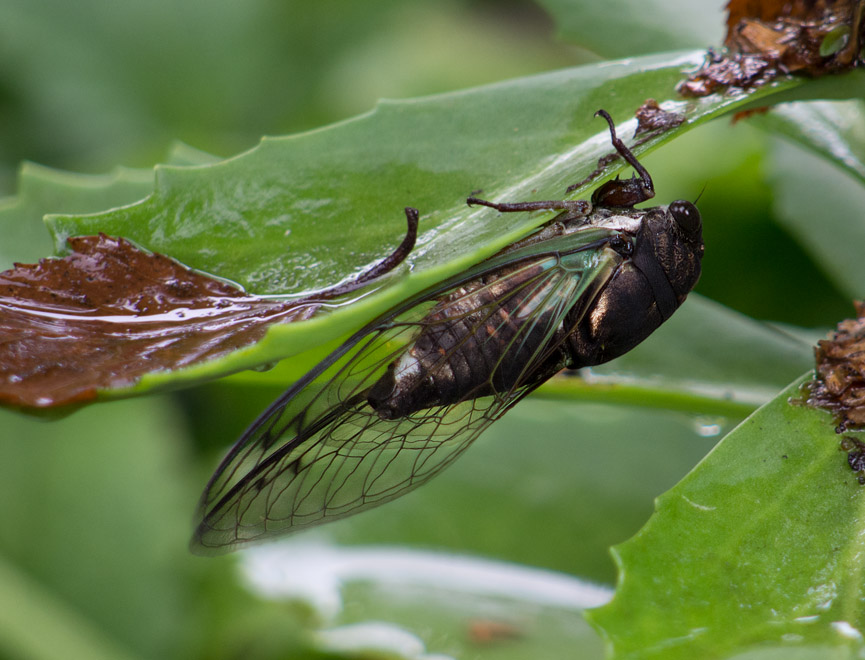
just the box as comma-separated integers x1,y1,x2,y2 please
192,248,621,554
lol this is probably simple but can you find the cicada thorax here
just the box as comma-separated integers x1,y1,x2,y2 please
562,207,702,368
366,256,570,420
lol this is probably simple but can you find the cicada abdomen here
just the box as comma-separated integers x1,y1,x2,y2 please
368,253,593,419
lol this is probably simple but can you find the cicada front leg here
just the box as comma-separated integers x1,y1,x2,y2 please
309,206,420,302
467,109,658,216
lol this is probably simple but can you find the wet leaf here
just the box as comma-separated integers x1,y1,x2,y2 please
588,375,865,659
0,235,322,409
0,144,217,271
27,53,801,407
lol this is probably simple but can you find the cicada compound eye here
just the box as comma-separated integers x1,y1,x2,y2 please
669,200,701,234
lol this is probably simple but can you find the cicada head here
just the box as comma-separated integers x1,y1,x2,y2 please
642,199,704,306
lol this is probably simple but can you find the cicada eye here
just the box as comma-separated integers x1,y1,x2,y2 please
669,200,701,234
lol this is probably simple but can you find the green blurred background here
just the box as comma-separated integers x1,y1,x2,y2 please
0,1,856,658
0,0,583,186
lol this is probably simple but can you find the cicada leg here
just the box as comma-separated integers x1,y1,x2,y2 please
466,109,657,217
578,109,655,208
307,206,420,301
466,197,590,215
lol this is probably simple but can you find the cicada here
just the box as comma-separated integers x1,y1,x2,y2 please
191,109,704,554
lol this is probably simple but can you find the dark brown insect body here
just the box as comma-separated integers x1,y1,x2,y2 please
367,111,702,421
192,109,704,553
367,256,571,418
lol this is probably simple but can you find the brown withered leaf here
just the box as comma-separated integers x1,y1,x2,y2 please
727,0,797,27
681,0,864,97
634,99,687,137
680,49,779,97
0,208,417,412
804,301,865,430
840,436,865,483
0,235,325,410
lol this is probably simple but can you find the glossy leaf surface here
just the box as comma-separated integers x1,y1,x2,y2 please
19,52,797,403
589,377,865,658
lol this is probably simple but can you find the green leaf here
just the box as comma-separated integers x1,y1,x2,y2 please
48,51,737,294
0,144,216,269
756,101,865,185
765,132,865,300
588,376,865,659
38,51,800,401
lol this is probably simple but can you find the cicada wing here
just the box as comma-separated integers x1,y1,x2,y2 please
192,248,621,554
192,322,424,551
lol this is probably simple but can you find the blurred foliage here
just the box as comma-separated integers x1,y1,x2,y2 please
0,0,579,189
2,0,865,659
538,0,724,57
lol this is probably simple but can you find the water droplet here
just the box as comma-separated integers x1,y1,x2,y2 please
832,620,862,640
252,361,277,372
692,416,725,437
